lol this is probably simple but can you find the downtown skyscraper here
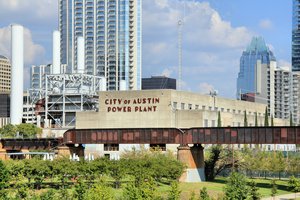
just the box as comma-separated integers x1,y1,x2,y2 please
292,0,300,72
59,0,142,90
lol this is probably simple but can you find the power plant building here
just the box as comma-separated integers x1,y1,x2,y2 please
59,0,142,90
74,89,291,160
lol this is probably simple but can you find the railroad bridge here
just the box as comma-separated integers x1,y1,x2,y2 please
1,126,299,182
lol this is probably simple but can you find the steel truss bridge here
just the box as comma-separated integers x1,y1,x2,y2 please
1,126,300,150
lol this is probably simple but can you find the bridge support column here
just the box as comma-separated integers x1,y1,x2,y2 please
177,144,205,182
0,143,7,160
57,145,85,158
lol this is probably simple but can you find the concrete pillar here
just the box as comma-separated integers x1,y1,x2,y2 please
21,149,30,159
177,144,205,182
0,142,7,160
57,145,85,158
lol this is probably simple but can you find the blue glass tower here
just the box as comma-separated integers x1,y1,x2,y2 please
59,0,142,90
237,37,276,98
292,0,300,71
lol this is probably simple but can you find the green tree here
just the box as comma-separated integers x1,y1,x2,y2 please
244,110,248,127
270,180,277,199
17,123,42,138
39,189,57,200
0,160,9,199
217,111,221,127
255,112,258,127
199,187,210,200
224,172,249,200
248,181,261,200
264,107,269,126
167,181,181,200
271,115,274,126
290,112,294,126
0,124,17,137
85,182,114,200
288,176,300,199
74,178,88,200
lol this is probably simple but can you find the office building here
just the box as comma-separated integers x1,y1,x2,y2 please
142,76,176,90
0,55,11,92
292,0,300,71
59,0,142,90
237,36,276,115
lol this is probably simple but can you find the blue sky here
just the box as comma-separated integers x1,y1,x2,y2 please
0,0,292,98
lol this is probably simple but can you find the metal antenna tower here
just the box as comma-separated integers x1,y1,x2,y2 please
178,19,183,91
177,0,185,91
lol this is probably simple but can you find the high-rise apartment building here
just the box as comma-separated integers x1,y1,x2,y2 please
59,0,142,91
274,68,299,123
238,37,300,124
0,55,11,92
237,37,276,115
292,0,300,71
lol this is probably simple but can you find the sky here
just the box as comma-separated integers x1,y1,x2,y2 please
0,0,292,98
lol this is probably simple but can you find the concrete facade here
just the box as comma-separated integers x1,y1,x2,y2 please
76,89,287,130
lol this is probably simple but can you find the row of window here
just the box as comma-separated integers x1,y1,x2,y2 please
172,101,263,116
203,119,264,127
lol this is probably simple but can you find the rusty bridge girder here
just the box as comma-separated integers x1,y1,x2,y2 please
63,126,300,145
0,138,63,150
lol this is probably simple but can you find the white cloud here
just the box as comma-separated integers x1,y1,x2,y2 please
0,25,45,88
143,0,253,97
277,60,292,70
198,82,215,94
0,25,45,65
0,0,57,20
161,68,173,77
259,19,273,30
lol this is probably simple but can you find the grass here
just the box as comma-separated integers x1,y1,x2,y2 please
159,177,292,200
6,176,294,199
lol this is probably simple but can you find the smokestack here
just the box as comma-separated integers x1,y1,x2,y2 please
100,77,107,91
10,24,24,125
52,30,60,74
120,80,127,91
77,36,84,73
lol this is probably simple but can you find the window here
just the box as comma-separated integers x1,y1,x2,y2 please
211,120,215,127
104,144,119,151
209,106,212,111
188,104,192,110
181,103,185,110
202,105,206,110
195,105,199,109
221,108,224,112
172,102,177,109
204,119,208,127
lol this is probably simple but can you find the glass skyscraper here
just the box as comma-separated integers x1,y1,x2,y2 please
59,0,142,90
292,0,300,71
237,37,276,98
